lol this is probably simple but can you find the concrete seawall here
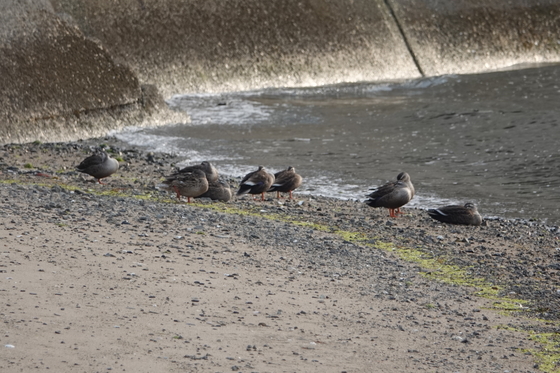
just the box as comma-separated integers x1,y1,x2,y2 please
390,0,560,75
0,1,176,143
1,0,559,143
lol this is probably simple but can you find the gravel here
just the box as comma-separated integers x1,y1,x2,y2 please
1,138,559,371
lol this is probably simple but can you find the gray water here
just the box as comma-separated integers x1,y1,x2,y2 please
115,64,560,226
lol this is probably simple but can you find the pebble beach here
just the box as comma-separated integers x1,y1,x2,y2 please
1,138,559,372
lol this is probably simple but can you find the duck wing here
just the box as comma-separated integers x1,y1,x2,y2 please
179,161,218,182
268,168,302,192
428,204,482,225
238,167,275,195
77,152,106,172
365,181,412,209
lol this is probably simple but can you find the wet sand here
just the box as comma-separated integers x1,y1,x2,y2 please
1,139,559,372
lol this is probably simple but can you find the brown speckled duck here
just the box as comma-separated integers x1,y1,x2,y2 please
196,179,232,202
175,161,219,183
237,165,275,201
163,169,209,203
365,172,414,218
76,150,119,184
427,202,482,226
268,166,303,199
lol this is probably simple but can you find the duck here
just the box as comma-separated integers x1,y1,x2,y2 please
364,172,414,218
174,161,219,183
196,179,232,202
427,202,482,226
76,150,119,184
237,165,275,201
268,166,303,199
163,168,209,203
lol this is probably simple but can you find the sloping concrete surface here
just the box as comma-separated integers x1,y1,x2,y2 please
390,0,560,75
0,1,149,142
50,0,420,95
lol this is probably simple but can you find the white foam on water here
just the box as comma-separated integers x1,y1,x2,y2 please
113,127,247,166
110,127,205,162
165,75,457,128
167,95,273,126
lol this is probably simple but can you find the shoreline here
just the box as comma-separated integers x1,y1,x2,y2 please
1,138,559,372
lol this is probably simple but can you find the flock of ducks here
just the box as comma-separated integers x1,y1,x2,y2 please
76,150,482,226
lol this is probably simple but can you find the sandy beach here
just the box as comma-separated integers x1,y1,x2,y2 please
1,139,559,372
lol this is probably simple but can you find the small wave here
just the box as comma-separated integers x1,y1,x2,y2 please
167,95,273,126
112,127,198,158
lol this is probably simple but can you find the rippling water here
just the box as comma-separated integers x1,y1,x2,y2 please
115,64,560,225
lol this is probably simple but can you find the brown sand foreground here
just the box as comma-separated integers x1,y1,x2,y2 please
1,140,560,372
